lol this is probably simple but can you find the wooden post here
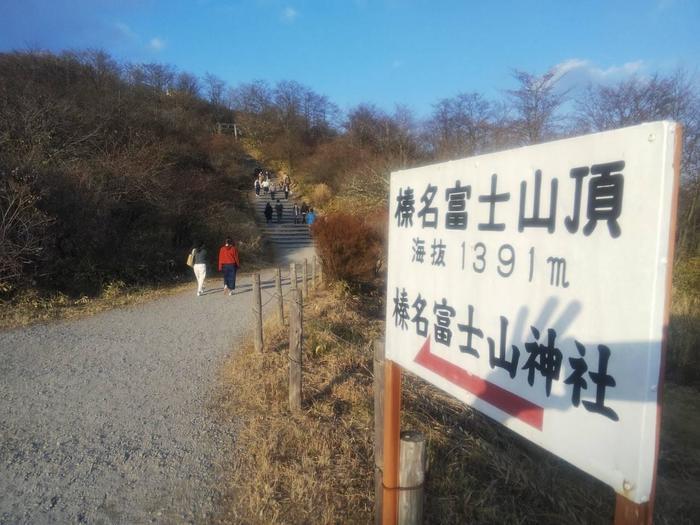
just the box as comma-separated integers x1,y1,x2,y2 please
318,259,324,288
381,360,401,525
289,288,303,412
398,431,426,525
614,495,650,525
253,273,263,352
290,262,297,290
312,257,317,292
275,267,284,325
374,340,386,525
303,258,309,298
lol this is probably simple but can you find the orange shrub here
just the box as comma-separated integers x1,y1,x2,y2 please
312,212,384,286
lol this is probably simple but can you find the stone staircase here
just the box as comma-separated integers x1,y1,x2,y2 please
252,191,316,263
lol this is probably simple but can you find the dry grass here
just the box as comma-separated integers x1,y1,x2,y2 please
219,284,700,524
0,280,194,331
219,284,380,523
311,183,333,208
668,286,700,385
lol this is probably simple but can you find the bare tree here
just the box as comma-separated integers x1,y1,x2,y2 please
124,63,175,94
576,70,700,256
507,69,567,144
174,72,200,98
0,172,51,290
426,92,494,160
203,72,226,106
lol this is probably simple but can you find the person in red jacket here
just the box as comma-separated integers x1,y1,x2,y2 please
218,238,240,295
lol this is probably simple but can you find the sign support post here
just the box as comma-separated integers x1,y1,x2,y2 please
381,360,402,525
615,495,650,525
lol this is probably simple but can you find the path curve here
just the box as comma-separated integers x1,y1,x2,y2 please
0,266,304,524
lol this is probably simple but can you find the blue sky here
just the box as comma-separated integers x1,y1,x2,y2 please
1,0,698,117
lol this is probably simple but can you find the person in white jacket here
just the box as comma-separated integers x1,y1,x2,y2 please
191,241,208,296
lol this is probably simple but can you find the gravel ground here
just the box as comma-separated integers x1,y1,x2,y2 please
0,266,305,524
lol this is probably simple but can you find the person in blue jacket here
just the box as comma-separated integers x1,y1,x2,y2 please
306,208,316,226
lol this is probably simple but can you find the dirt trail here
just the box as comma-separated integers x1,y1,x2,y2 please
0,266,305,524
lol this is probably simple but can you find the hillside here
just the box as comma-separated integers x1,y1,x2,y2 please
0,50,262,300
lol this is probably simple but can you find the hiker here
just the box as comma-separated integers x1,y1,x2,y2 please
254,178,261,197
306,207,316,226
270,182,276,200
218,238,240,296
275,199,284,223
292,203,301,224
192,241,208,296
300,201,309,224
283,181,290,200
264,201,273,223
262,178,269,195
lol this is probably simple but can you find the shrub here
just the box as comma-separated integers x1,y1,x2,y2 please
668,258,700,384
311,182,333,207
312,212,383,286
0,171,51,291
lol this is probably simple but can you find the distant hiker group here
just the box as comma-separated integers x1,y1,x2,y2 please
292,202,316,225
256,170,316,226
254,170,290,200
264,200,285,223
268,200,316,225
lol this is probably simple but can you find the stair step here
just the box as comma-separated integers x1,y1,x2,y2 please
266,236,313,242
270,241,314,248
265,239,313,244
263,235,313,240
260,227,311,231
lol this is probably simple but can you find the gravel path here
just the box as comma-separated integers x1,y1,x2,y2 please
0,265,307,524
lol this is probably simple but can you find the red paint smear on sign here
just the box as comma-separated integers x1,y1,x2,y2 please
414,338,544,430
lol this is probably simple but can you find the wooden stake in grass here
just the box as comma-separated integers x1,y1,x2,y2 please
289,288,303,412
312,256,317,292
374,340,386,525
382,360,402,525
614,495,650,525
290,262,298,290
303,258,309,298
398,431,426,525
275,267,284,324
253,273,263,352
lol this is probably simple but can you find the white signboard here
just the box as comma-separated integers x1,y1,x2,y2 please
385,121,679,503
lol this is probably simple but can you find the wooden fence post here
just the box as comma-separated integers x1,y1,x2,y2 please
312,256,317,292
382,360,402,525
318,259,324,288
303,258,309,298
289,288,303,412
290,262,297,290
398,431,426,525
614,495,650,525
253,273,263,352
374,340,386,525
275,267,284,324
